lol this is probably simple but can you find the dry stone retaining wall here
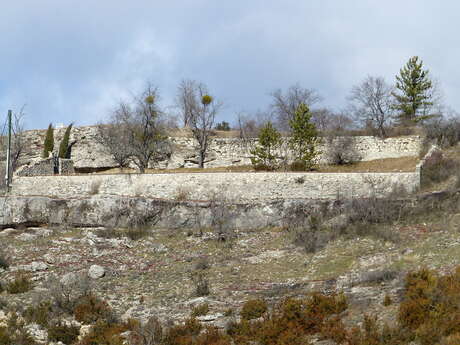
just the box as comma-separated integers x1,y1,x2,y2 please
10,126,422,171
10,171,420,201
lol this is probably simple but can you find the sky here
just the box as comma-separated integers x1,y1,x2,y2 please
0,1,459,130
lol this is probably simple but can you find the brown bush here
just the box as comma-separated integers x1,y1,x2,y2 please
78,320,127,345
74,294,115,324
240,298,267,320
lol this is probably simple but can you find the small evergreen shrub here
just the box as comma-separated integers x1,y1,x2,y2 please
0,251,9,270
191,303,209,317
24,301,53,328
250,121,281,171
6,274,33,294
47,321,80,344
192,272,210,297
383,294,392,306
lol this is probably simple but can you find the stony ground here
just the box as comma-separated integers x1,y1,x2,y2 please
1,204,459,334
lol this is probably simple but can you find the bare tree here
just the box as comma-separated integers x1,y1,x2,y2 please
176,79,196,128
270,83,322,131
1,107,26,173
349,76,394,137
176,80,222,168
96,123,132,169
100,85,171,173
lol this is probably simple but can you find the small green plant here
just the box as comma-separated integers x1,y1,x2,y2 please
192,272,210,297
6,274,33,294
0,250,9,270
383,294,392,306
224,308,234,317
24,301,53,328
250,121,281,170
191,303,209,317
42,123,54,158
47,321,80,344
240,298,268,320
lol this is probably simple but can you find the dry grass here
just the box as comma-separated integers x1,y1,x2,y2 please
318,156,419,173
94,156,419,175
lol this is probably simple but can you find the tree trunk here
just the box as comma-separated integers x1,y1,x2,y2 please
198,150,205,168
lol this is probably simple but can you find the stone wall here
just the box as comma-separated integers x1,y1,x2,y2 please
10,171,420,201
58,159,75,175
9,126,422,171
15,158,55,177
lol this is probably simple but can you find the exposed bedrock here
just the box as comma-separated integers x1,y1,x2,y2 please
0,195,332,230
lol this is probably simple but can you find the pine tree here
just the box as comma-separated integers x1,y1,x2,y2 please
250,121,281,170
58,124,73,158
42,123,54,158
392,56,433,124
288,103,320,171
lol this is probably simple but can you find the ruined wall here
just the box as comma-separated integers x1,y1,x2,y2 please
12,126,422,171
15,158,55,176
10,171,419,201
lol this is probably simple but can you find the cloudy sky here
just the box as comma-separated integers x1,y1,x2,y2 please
0,1,458,129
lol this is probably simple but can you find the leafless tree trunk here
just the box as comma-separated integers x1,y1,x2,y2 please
349,76,394,137
176,80,221,168
1,106,25,173
270,83,322,131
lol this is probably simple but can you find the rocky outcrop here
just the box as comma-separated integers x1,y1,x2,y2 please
0,195,331,230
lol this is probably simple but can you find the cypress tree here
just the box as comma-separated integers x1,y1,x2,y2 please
392,56,433,124
58,124,73,158
42,123,54,158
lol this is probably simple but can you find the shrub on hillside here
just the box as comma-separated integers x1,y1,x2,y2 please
47,321,80,344
0,249,9,270
421,157,459,188
240,298,268,320
192,272,210,297
74,294,115,324
6,274,33,294
191,303,209,318
24,301,53,328
46,273,92,313
78,320,128,345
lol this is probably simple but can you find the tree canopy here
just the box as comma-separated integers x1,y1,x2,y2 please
392,56,433,124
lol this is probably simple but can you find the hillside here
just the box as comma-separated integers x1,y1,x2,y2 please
0,144,459,344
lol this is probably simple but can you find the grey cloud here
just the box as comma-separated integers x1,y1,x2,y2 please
0,1,459,129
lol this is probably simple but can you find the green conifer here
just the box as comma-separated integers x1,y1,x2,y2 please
58,124,73,158
42,123,54,158
250,121,281,170
392,56,433,124
288,103,320,170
